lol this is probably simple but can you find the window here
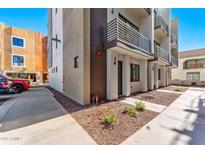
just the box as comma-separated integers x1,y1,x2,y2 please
12,37,25,48
12,55,25,67
186,72,200,81
183,58,205,69
74,56,79,68
130,64,140,82
119,14,139,32
158,69,161,80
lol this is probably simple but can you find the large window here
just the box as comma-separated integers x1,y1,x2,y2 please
12,55,25,67
183,58,205,69
186,72,200,81
130,64,140,82
12,37,25,48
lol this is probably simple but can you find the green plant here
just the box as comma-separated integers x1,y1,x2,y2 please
103,113,117,125
135,102,146,111
123,107,138,117
174,88,182,92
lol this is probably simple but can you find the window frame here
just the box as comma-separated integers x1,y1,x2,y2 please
186,72,200,81
12,36,26,48
12,54,26,67
130,63,140,82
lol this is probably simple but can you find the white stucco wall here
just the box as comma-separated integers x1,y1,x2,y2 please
48,8,64,93
107,49,148,100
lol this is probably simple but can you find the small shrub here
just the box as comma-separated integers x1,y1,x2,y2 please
174,88,182,92
103,113,117,125
123,107,138,117
135,102,146,111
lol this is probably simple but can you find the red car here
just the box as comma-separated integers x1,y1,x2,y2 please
0,75,30,93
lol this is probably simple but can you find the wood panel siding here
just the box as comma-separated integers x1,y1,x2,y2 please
90,8,107,100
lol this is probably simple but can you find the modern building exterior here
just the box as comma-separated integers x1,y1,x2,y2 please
172,48,205,86
48,8,178,105
0,23,48,83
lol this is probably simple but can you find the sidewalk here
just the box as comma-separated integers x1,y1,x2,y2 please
122,88,205,145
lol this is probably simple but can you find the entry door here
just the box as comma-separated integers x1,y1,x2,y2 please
118,61,123,96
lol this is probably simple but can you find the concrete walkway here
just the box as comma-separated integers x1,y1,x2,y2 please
0,88,96,144
122,87,205,145
120,97,166,113
156,89,183,94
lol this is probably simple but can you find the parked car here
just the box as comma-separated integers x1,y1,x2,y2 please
0,75,30,93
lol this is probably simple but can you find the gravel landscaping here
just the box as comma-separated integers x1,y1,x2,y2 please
132,90,181,106
47,87,158,145
160,85,188,92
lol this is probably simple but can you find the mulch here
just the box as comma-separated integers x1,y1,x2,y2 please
47,87,158,145
132,90,181,106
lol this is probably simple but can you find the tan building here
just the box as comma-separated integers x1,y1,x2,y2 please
172,48,205,86
48,8,178,105
0,22,48,83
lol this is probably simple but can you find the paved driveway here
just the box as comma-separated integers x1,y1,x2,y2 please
0,88,96,144
122,87,205,145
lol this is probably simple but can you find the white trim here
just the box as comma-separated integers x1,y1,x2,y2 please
11,54,26,68
11,35,26,48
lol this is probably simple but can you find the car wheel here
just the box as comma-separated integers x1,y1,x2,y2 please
12,85,24,93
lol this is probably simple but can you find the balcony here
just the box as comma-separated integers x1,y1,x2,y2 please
154,45,169,62
171,55,178,66
171,33,177,49
106,18,152,55
144,8,151,15
154,16,169,37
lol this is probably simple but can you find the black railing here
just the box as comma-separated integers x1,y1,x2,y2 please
106,18,151,54
144,8,151,14
155,16,169,36
154,45,169,62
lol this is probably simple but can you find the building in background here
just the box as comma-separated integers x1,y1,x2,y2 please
0,23,48,83
48,8,178,105
172,48,205,86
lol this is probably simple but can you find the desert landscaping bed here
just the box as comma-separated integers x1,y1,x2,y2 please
132,90,181,106
47,87,158,144
160,85,188,92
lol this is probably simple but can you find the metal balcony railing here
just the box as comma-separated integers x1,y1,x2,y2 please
154,45,169,62
171,55,178,65
144,8,151,14
106,18,151,54
155,16,169,36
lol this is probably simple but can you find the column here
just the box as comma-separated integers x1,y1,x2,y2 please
154,63,158,89
123,55,130,96
140,60,148,92
107,50,118,100
161,66,166,87
148,61,154,90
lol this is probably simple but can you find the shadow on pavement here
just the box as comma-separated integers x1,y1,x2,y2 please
0,88,68,132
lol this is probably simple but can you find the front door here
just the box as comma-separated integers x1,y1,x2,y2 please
118,61,123,96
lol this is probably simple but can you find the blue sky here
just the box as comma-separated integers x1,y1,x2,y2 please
0,8,204,51
171,8,205,51
0,8,47,35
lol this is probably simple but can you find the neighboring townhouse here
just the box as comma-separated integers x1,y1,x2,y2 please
0,23,48,83
48,8,178,105
172,48,205,86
